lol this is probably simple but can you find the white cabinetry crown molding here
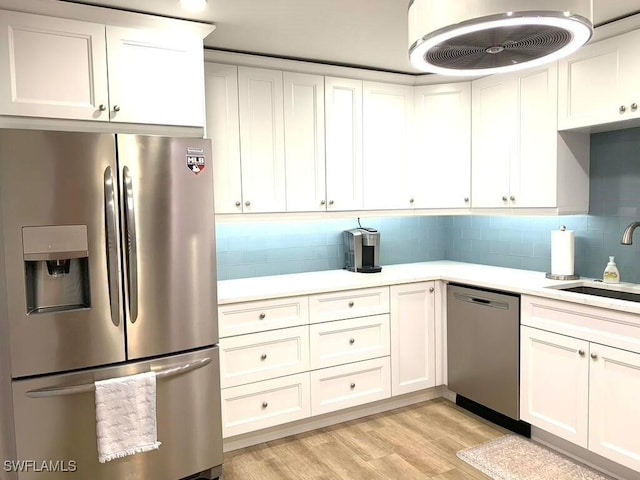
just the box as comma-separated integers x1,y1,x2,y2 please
0,0,214,37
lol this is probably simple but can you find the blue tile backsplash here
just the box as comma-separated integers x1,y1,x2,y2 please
216,127,640,283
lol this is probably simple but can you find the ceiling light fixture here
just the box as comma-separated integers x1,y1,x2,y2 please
180,0,207,13
408,0,593,76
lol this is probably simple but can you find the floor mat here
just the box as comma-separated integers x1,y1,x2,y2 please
457,434,613,480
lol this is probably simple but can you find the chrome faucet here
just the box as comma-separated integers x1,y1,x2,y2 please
621,222,640,245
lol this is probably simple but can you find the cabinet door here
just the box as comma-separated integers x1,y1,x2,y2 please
471,74,516,208
513,63,558,208
390,282,436,395
0,11,108,121
363,81,414,210
284,72,326,212
238,66,286,213
589,343,640,472
520,326,589,448
413,83,471,209
106,26,204,127
205,63,242,213
558,33,624,130
324,77,363,211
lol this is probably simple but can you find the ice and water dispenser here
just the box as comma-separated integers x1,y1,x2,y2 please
22,225,91,314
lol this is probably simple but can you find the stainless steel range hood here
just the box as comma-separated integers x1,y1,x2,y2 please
408,0,593,76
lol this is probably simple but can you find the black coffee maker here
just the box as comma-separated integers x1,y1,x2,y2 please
343,225,382,273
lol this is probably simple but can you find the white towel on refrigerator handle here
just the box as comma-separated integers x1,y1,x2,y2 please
95,371,161,463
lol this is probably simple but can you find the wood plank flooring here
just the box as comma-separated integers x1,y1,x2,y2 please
222,398,507,480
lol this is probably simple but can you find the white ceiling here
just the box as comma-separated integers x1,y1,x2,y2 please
61,0,640,73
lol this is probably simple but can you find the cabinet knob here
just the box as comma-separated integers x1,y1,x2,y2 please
429,287,435,293
260,353,267,361
113,105,121,112
348,301,354,308
349,338,355,345
578,349,585,356
235,201,241,207
245,200,251,207
409,197,415,204
464,197,469,203
350,383,356,389
591,352,598,360
259,312,266,320
502,196,508,202
262,402,268,409
632,103,638,112
320,200,326,206
510,195,516,202
620,105,626,114
328,200,334,205
98,104,107,112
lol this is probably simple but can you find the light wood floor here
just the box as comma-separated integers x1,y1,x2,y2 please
222,398,507,480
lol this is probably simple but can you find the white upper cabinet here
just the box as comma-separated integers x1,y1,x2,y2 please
324,77,363,211
0,10,206,127
413,83,471,209
238,66,286,213
0,10,109,121
558,29,640,130
283,72,326,212
472,73,516,208
204,63,242,214
472,63,589,213
363,81,414,210
105,26,204,126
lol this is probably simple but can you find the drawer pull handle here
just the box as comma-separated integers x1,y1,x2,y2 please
348,301,354,307
260,353,267,361
259,313,266,320
350,383,356,389
578,349,585,356
262,401,268,408
591,353,598,360
349,338,355,345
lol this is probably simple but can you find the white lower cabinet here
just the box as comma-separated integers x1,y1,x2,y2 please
310,356,391,416
390,282,437,396
309,314,390,369
520,326,589,447
220,372,310,438
220,326,309,388
521,306,640,472
588,344,640,471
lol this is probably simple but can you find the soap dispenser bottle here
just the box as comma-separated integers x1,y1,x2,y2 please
603,256,620,284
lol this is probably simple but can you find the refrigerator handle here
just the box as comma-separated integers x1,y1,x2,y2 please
123,166,139,324
24,357,213,398
103,166,120,327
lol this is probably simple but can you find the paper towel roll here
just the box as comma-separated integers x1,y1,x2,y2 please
551,228,575,276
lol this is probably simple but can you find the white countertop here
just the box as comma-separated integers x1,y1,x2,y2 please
217,260,640,316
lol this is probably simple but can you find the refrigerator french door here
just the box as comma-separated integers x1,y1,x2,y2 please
0,130,222,480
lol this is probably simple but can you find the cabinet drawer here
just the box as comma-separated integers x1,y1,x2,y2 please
220,326,309,388
309,314,390,369
309,287,389,323
310,357,390,415
218,296,309,337
221,373,310,438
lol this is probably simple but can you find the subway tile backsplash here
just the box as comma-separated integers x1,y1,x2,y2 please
216,127,640,283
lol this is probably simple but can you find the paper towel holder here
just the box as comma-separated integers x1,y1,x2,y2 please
546,225,580,280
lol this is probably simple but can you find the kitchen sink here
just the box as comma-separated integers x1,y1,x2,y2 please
553,285,640,303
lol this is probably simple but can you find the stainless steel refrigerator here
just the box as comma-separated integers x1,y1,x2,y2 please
0,130,223,480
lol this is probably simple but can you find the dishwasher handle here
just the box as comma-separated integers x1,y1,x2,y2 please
452,292,510,310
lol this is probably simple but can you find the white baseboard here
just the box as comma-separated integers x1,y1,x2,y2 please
223,386,444,452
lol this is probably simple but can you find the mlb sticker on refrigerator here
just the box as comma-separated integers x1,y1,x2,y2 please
186,147,206,174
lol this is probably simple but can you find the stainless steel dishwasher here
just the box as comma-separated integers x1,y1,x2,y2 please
447,284,529,435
